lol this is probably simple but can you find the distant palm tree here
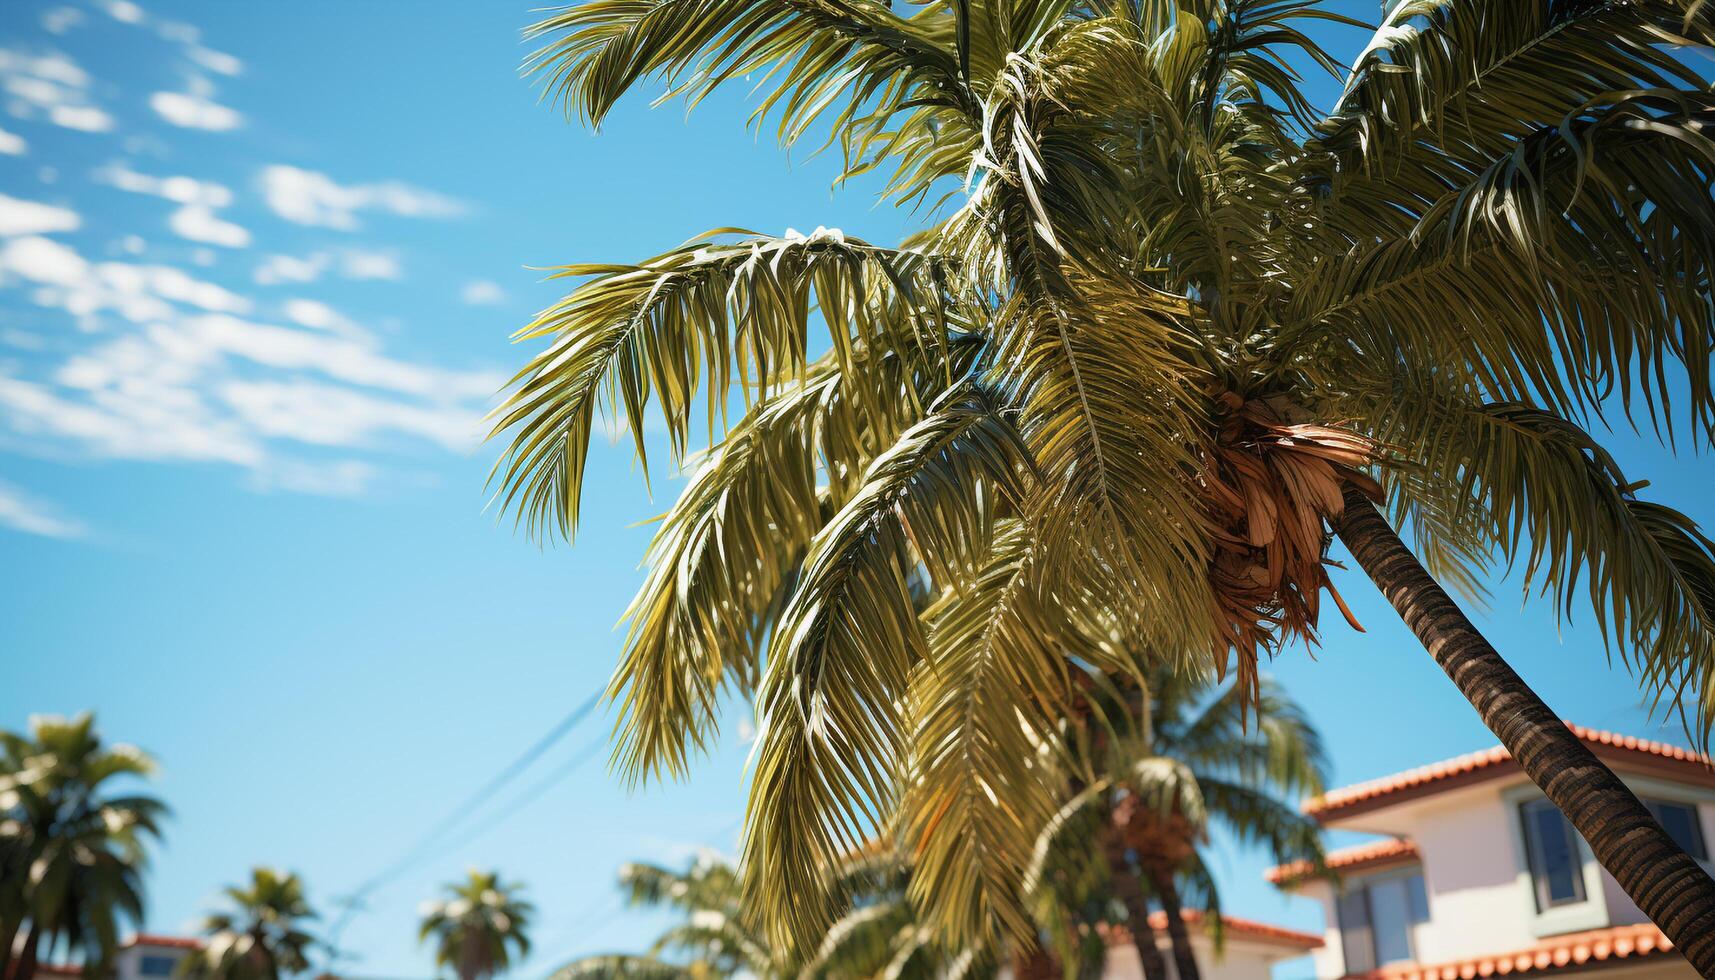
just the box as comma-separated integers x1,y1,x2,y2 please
493,0,1715,964
179,868,316,980
0,713,164,980
418,870,533,980
1036,668,1326,980
551,856,781,980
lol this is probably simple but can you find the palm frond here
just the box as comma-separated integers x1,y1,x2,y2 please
489,228,953,541
742,386,1033,952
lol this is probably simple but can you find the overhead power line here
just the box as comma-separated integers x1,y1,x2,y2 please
324,688,606,967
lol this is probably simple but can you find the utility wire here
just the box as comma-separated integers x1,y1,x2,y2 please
324,688,606,968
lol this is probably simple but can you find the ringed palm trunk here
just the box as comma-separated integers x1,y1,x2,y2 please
1337,485,1715,971
1143,872,1200,980
1102,831,1169,980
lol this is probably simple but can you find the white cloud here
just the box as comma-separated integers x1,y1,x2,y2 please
149,89,242,131
48,104,113,132
281,298,361,336
460,280,506,305
0,236,251,325
0,49,111,133
185,46,241,77
259,165,463,230
96,164,251,249
248,459,377,497
170,205,248,247
101,1,146,25
253,250,402,286
0,480,85,538
0,127,27,155
253,253,324,286
220,379,482,451
339,250,401,280
0,373,262,466
0,194,80,236
41,7,86,35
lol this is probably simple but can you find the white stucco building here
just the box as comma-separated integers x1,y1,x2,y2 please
38,934,201,980
1267,724,1706,978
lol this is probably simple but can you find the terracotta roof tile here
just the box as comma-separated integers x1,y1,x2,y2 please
1348,923,1676,979
126,934,202,950
1304,723,1712,821
1097,909,1323,951
1265,837,1419,885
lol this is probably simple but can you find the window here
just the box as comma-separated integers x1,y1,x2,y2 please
138,956,177,977
1336,870,1429,973
1646,799,1708,861
1520,799,1586,910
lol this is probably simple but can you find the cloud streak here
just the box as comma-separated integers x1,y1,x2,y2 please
0,480,86,539
260,165,464,230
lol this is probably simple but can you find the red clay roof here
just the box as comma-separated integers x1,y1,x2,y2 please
1348,923,1677,979
1098,909,1323,951
36,966,83,977
1265,837,1419,886
126,934,202,950
1304,724,1713,821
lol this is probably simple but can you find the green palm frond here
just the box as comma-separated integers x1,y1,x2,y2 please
1356,384,1715,738
612,335,984,784
743,386,1033,951
488,229,952,541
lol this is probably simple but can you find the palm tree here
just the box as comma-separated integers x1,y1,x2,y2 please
418,870,533,980
1035,668,1326,980
178,868,316,980
551,855,783,980
493,0,1715,964
0,713,164,980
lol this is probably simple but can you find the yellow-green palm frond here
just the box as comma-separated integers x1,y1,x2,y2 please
1309,0,1712,240
524,0,975,152
489,228,953,541
1352,378,1715,740
1292,92,1715,439
742,386,1034,952
611,334,984,784
899,521,1073,948
549,955,700,980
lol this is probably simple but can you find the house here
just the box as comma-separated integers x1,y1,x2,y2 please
1093,911,1324,979
36,935,201,980
1267,724,1708,978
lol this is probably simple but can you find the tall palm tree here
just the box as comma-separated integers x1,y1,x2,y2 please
178,868,316,980
1035,668,1326,980
551,855,783,980
493,0,1715,964
0,713,164,980
418,870,533,980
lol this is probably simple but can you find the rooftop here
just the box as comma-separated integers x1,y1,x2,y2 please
1304,724,1712,822
1344,923,1676,978
1098,909,1324,952
1265,837,1419,886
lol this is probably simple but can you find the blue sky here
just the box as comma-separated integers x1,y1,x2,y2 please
2,2,1712,978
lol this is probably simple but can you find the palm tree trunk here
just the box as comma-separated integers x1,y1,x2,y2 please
1336,485,1715,972
1102,832,1169,980
0,918,19,980
1144,872,1200,980
7,924,38,980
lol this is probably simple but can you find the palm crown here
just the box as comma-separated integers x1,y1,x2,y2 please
0,713,164,980
493,0,1715,959
418,870,533,980
180,867,317,980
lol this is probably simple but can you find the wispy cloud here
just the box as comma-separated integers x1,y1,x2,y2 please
460,280,507,306
0,480,86,539
0,127,26,155
0,47,114,133
260,165,464,230
253,249,404,286
149,75,243,130
0,193,80,236
96,162,252,248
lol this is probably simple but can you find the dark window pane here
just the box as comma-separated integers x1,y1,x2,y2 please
1405,873,1430,924
1522,800,1586,909
1368,877,1414,965
1647,800,1708,861
1337,887,1375,974
139,956,177,977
